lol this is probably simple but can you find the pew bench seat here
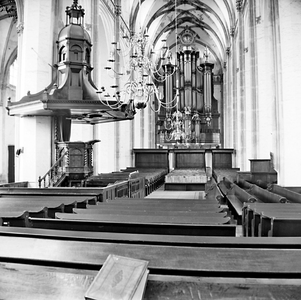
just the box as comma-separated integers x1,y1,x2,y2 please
242,203,301,237
145,190,205,199
28,217,236,236
4,226,301,248
0,187,104,201
225,195,243,224
55,212,231,225
1,235,301,276
1,262,301,300
74,208,227,218
94,201,223,212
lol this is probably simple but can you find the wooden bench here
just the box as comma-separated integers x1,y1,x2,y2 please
225,195,243,224
55,212,231,225
0,195,96,207
260,216,301,237
268,184,301,204
91,202,224,214
0,196,97,226
212,168,239,183
1,235,301,276
0,187,104,201
205,181,224,203
225,184,259,225
1,262,301,300
122,168,167,194
28,217,236,236
253,210,301,237
103,197,218,204
4,226,301,248
75,208,227,218
242,203,301,237
238,181,288,203
145,190,205,199
0,211,30,227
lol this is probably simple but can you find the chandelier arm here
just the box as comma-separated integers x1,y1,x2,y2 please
99,98,124,109
160,93,179,109
149,95,161,113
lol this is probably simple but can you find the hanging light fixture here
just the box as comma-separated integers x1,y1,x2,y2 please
102,0,178,112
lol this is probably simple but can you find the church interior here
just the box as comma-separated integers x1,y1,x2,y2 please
1,0,301,299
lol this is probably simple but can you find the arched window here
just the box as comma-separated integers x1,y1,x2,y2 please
59,46,66,62
70,45,82,61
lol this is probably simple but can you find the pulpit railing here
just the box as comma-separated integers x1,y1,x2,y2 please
38,151,68,187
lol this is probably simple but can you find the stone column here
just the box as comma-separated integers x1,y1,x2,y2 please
277,0,301,186
15,0,54,186
237,0,246,170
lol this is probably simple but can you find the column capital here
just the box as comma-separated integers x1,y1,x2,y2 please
226,47,231,56
236,0,243,12
16,22,24,35
115,4,121,16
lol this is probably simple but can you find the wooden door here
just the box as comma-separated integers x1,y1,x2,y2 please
8,145,15,183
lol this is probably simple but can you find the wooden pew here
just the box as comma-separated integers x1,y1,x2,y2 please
119,166,168,196
205,180,224,203
1,235,301,276
75,208,227,218
237,180,288,203
55,212,231,225
212,168,239,184
253,210,301,237
242,203,301,237
0,211,30,227
268,184,301,204
1,262,301,300
87,204,225,214
225,184,259,225
91,202,224,214
0,187,103,201
145,190,205,199
125,168,167,194
29,217,236,236
0,195,96,208
0,195,97,226
0,181,28,187
0,195,96,212
0,200,55,226
260,216,301,237
3,226,301,248
102,197,218,204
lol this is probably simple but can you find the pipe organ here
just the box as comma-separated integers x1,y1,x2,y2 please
158,48,220,147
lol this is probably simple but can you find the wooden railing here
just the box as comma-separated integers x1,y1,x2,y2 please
38,152,67,188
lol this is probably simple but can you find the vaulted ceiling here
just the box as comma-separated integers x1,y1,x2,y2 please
0,0,16,21
128,0,236,73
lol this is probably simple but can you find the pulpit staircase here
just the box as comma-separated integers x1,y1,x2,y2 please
38,152,68,187
38,140,99,188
